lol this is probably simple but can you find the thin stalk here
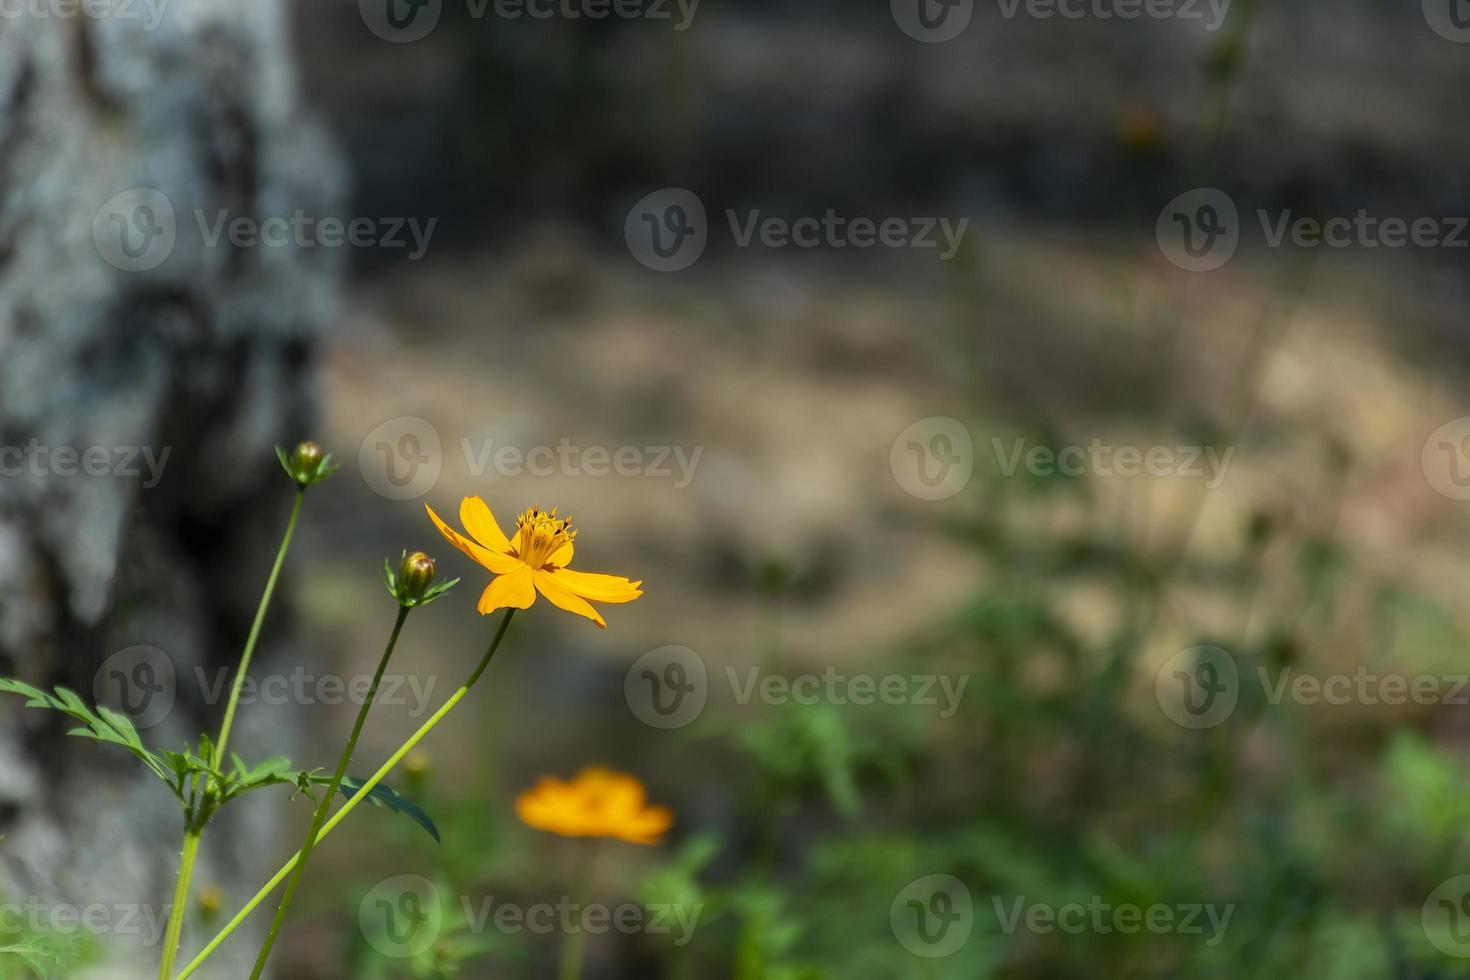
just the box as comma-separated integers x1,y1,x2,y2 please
158,491,305,980
558,841,599,980
246,605,412,979
214,489,304,770
157,824,203,980
176,609,516,979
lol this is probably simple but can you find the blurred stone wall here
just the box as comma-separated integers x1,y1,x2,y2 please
0,1,341,975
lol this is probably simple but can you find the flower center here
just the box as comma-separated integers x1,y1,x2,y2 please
514,506,576,567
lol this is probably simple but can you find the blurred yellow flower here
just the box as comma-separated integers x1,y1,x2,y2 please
426,496,642,628
516,768,673,845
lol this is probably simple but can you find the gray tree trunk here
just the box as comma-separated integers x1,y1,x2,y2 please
0,2,341,975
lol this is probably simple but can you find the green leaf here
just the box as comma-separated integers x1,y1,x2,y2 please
0,679,175,793
326,776,441,843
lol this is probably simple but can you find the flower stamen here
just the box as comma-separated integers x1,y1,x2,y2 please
514,506,577,568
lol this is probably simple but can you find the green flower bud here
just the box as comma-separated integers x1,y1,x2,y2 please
277,440,339,489
289,441,323,473
404,750,432,796
399,551,437,601
384,550,458,607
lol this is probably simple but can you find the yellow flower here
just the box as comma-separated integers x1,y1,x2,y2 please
516,767,673,845
426,496,642,629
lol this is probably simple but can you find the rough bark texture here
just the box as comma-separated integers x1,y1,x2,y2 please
0,2,341,975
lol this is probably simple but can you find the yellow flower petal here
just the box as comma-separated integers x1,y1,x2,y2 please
616,806,674,845
547,540,573,567
477,566,536,615
515,768,673,844
548,568,644,603
425,503,520,574
532,569,606,628
460,495,514,553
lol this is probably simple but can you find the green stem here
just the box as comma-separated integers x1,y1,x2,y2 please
246,605,412,980
214,489,304,772
558,914,587,980
159,491,305,980
157,826,203,980
558,841,598,980
176,609,517,980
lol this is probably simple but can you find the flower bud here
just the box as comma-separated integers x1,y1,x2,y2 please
404,750,432,796
278,440,338,489
197,885,223,923
290,440,323,475
399,551,437,601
